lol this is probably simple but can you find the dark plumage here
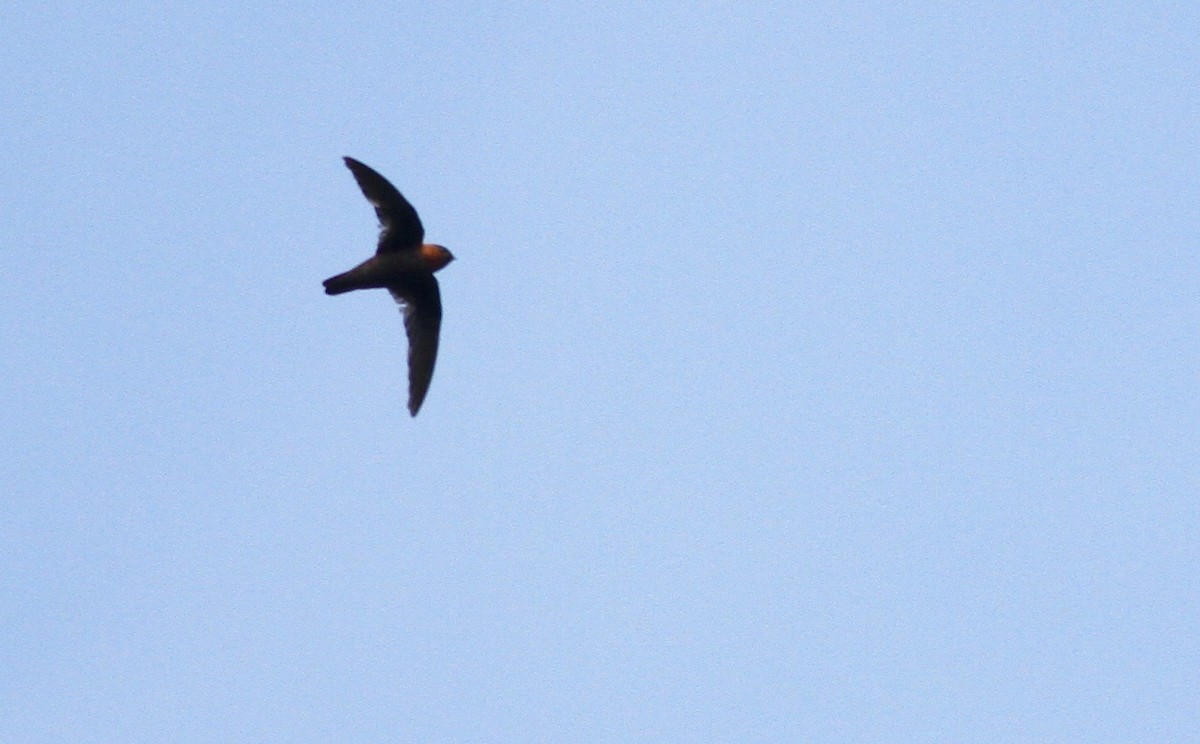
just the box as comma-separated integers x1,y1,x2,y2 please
323,157,455,416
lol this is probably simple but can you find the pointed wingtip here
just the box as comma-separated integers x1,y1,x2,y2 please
408,392,426,417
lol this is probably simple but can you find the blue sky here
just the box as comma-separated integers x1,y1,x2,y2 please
3,2,1197,741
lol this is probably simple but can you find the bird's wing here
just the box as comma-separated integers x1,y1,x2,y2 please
343,157,425,252
388,274,443,416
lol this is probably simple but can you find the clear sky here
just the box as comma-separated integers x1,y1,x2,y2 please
3,2,1197,741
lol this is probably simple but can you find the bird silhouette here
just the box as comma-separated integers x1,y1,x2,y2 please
324,157,455,416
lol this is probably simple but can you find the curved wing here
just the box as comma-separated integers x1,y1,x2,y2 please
387,274,443,416
343,157,425,253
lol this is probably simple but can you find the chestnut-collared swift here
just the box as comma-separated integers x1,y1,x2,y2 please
323,157,455,416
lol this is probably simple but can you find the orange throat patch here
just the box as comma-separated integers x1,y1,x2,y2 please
418,243,454,272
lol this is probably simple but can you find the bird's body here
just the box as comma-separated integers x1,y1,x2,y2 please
323,246,453,294
323,157,454,416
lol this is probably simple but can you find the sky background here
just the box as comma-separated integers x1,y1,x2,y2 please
3,2,1197,741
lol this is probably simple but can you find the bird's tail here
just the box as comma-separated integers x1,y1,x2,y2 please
323,271,360,295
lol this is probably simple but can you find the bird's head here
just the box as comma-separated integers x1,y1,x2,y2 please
419,244,455,272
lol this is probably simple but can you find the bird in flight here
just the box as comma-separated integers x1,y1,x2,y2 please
323,157,455,416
